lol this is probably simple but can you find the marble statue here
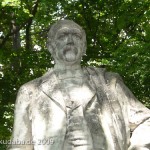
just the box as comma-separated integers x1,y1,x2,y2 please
9,20,150,150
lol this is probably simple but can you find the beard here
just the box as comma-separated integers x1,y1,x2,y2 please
63,45,78,62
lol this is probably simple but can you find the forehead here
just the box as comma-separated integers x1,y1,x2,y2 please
56,26,82,35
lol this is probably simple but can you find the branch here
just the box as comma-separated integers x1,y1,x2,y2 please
25,0,39,50
80,0,105,52
0,0,39,49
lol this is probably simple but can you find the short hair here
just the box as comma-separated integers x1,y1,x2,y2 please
47,19,87,56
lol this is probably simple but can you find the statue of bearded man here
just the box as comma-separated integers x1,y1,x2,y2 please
9,20,150,150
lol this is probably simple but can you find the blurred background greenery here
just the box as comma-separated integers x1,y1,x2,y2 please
0,0,150,149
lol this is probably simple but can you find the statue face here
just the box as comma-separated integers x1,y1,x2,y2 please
53,25,84,64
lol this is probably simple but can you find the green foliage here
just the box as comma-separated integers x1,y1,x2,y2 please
0,0,150,145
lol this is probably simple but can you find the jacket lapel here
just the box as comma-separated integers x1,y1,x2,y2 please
40,69,66,114
39,68,103,115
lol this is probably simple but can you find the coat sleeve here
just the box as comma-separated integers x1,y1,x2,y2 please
114,74,150,150
8,85,33,150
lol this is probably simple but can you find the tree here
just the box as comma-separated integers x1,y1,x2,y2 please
0,0,150,148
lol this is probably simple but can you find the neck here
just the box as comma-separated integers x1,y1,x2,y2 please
54,62,82,72
53,62,84,80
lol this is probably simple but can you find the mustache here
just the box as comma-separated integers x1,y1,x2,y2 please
63,45,78,55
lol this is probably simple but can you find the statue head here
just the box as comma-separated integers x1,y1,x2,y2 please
47,20,87,65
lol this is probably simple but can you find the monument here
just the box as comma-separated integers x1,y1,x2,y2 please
9,20,150,150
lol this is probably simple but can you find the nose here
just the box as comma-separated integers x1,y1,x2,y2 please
67,34,74,45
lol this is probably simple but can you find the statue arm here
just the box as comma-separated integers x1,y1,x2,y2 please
8,85,33,150
114,75,150,150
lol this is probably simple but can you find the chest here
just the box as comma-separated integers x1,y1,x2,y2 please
59,78,96,108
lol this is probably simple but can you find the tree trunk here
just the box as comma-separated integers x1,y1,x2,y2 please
25,21,32,50
11,20,21,50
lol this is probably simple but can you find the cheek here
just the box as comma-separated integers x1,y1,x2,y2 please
55,40,67,49
74,38,82,45
55,41,61,48
75,40,83,49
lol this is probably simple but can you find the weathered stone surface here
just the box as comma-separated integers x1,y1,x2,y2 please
8,20,150,150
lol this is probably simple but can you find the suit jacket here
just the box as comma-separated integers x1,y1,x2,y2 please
8,67,150,150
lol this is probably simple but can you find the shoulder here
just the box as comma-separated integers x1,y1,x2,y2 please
17,68,54,96
84,66,122,83
104,71,123,86
83,66,106,76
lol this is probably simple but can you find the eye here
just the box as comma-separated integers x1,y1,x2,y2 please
57,34,65,40
73,33,82,39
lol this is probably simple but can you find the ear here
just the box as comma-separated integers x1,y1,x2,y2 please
82,40,87,56
47,41,56,56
